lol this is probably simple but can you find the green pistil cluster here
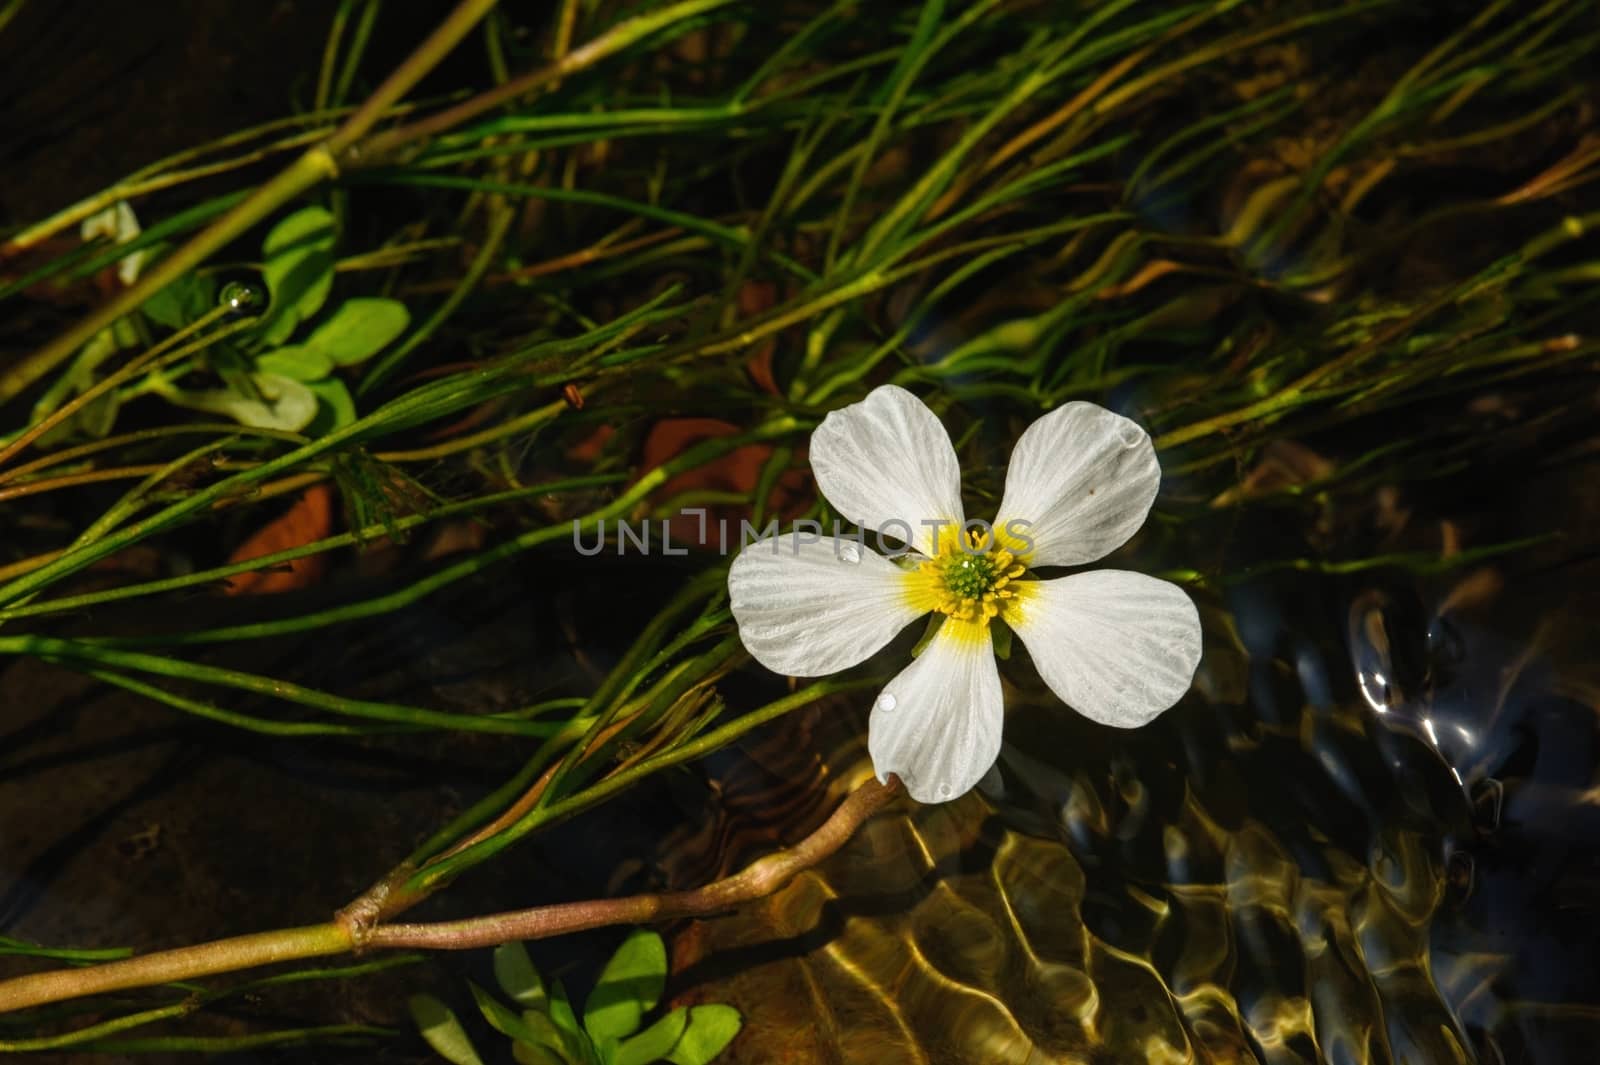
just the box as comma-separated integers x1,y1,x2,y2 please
913,537,1025,624
943,554,1000,600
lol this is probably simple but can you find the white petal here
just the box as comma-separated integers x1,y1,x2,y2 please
994,402,1160,567
80,201,141,244
728,535,924,677
80,202,146,285
1008,570,1201,728
868,620,1003,803
810,384,965,556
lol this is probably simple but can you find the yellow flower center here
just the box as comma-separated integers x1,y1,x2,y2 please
911,528,1026,625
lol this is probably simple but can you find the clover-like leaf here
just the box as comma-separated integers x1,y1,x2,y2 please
494,941,548,1010
257,344,333,382
304,378,357,435
303,297,410,366
613,1006,688,1065
665,1005,742,1065
408,993,486,1065
260,205,335,346
159,372,318,432
583,930,668,1043
142,271,216,329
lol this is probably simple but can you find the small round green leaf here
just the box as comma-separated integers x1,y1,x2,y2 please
263,205,335,258
305,378,357,434
260,205,336,345
304,297,411,366
258,345,333,382
143,271,216,329
666,1005,742,1065
583,930,668,1043
407,993,486,1065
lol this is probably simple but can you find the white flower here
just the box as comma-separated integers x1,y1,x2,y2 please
80,201,147,286
727,384,1202,803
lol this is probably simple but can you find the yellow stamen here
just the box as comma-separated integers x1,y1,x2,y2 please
905,526,1027,628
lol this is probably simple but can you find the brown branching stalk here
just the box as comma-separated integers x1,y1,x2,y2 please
0,776,901,1015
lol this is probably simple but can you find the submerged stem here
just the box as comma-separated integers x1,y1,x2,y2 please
0,777,901,1015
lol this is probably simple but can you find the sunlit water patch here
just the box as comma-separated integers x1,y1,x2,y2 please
655,555,1599,1064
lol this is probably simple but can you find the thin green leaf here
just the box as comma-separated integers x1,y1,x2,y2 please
0,935,132,962
520,1010,595,1064
469,981,541,1044
476,984,600,1065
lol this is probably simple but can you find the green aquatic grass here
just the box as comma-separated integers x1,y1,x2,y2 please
0,0,1595,1051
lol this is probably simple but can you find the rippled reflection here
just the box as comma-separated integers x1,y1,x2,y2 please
658,558,1597,1063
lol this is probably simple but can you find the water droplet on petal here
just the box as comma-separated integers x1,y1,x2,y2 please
937,782,954,799
838,542,861,564
1118,422,1144,448
875,692,897,712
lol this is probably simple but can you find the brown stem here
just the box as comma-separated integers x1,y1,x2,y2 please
0,776,901,1014
366,775,901,950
